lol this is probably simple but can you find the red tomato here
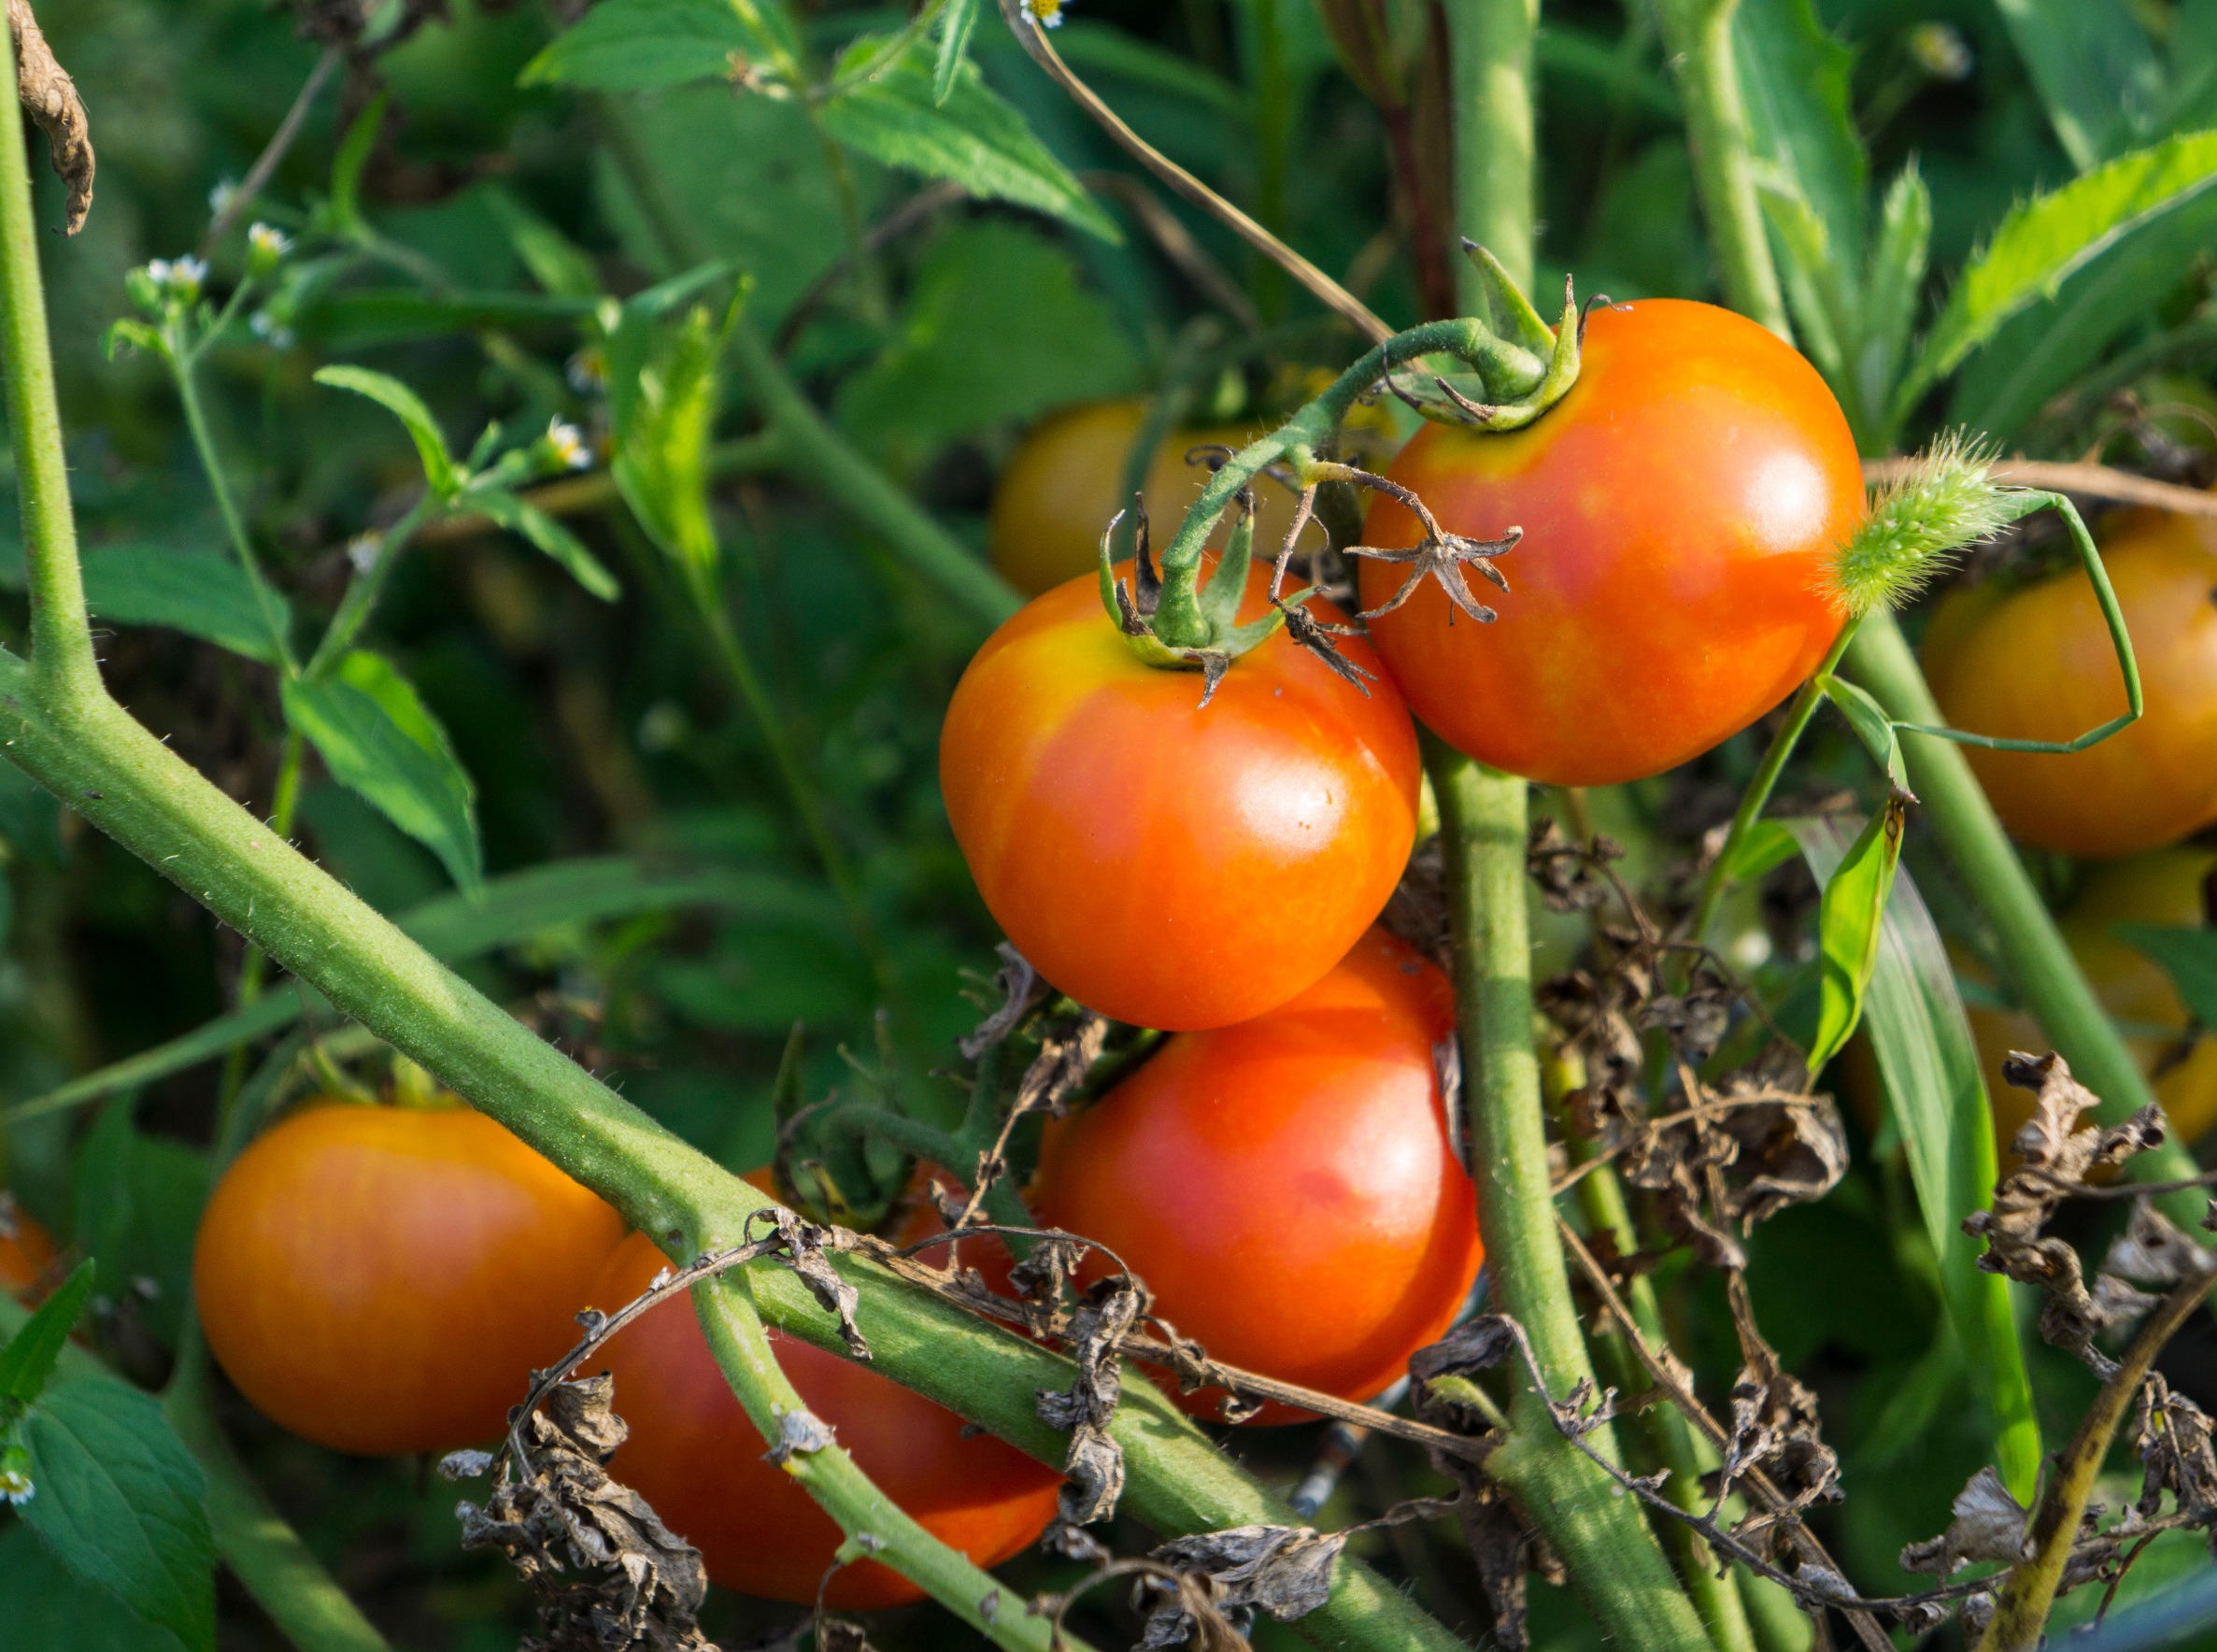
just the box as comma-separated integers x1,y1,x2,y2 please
583,1230,1060,1609
940,563,1421,1031
1030,928,1480,1418
0,1195,55,1301
1359,299,1863,786
193,1101,627,1455
1922,505,2217,858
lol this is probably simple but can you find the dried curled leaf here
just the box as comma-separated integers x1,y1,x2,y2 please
1899,1466,2029,1577
9,0,92,233
1718,1277,1840,1513
763,1407,835,1466
2135,1373,2217,1534
1036,1277,1142,1528
959,943,1046,1060
761,1206,868,1360
454,1375,717,1652
1527,819,1623,914
1138,1526,1348,1647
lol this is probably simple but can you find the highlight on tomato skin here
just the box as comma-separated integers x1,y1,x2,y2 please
1030,927,1481,1422
1922,502,2217,859
940,561,1423,1033
191,1099,629,1457
1357,298,1865,789
581,1230,1062,1610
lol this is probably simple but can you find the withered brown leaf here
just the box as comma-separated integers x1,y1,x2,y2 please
1898,1465,2029,1577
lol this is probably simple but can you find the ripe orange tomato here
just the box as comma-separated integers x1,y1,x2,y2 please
940,563,1421,1031
0,1196,55,1300
583,1230,1060,1609
1031,928,1480,1417
988,401,1319,597
1358,299,1862,786
1923,504,2217,858
1966,847,2217,1152
193,1100,626,1455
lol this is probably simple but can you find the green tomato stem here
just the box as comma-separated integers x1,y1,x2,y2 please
1425,740,1715,1652
1652,0,1791,339
1443,0,1539,296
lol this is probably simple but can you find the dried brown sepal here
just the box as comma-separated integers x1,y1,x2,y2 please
758,1205,868,1360
1962,1052,2167,1375
959,942,1046,1061
1035,1276,1144,1528
454,1375,718,1652
1898,1466,2030,1577
1138,1525,1348,1648
9,0,91,234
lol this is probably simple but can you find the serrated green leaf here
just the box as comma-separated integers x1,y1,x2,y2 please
1757,175,1850,383
1735,0,1867,265
2114,925,2217,1032
819,38,1118,241
312,365,462,497
520,0,757,89
1818,673,1909,791
933,0,980,106
1805,796,1906,1075
0,1260,94,1406
1992,0,2166,170
0,1523,185,1652
80,548,291,664
283,653,482,894
1898,129,2217,418
464,489,620,599
19,1383,214,1652
1790,819,2040,1500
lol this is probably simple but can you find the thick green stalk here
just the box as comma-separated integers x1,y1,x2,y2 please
1428,742,1712,1652
1445,0,1539,296
1842,614,2204,1208
1651,0,1789,337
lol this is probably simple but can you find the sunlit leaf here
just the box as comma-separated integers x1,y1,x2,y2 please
1818,674,1909,791
933,0,980,106
1736,0,1866,264
1804,796,1907,1074
312,365,462,497
80,548,291,664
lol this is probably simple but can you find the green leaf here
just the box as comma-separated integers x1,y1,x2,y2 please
520,0,756,89
1735,0,1866,265
932,0,980,106
1047,21,1246,118
834,221,1142,449
1855,164,1931,433
1991,0,2166,170
1804,796,1907,1075
1724,818,1799,883
18,1382,215,1652
0,1523,187,1652
1817,673,1909,791
463,488,620,599
2114,925,2217,1031
71,1096,137,1287
1757,175,1851,385
482,187,603,299
1897,128,2217,418
282,652,482,894
1789,819,2041,1501
312,365,462,497
609,298,734,574
327,93,386,232
79,548,291,664
0,1260,94,1406
819,38,1119,241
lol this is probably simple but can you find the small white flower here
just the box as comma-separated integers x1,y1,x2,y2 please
1024,0,1067,26
208,178,238,218
0,1446,32,1507
246,221,291,277
565,347,607,394
143,254,208,306
541,417,591,473
1907,21,1972,81
248,309,295,349
347,533,381,576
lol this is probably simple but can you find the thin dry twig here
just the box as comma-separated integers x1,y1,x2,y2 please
203,42,340,251
1860,457,2217,520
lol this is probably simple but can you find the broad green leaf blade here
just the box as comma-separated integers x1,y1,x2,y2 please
283,653,482,894
0,1523,187,1652
819,39,1119,241
1735,0,1867,266
1804,797,1907,1074
464,489,620,599
19,1383,215,1652
520,0,756,88
312,366,462,497
1991,0,2166,169
80,548,291,664
1817,674,1909,790
1898,129,2217,417
2113,925,2217,1030
0,1260,94,1405
933,0,980,106
1789,819,2040,1500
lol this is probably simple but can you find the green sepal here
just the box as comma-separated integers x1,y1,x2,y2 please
1462,242,1556,357
1196,505,1255,634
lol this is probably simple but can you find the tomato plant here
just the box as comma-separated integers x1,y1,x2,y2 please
192,1100,627,1455
941,563,1421,1031
583,1230,1060,1609
1923,505,2217,858
1031,928,1480,1416
1358,300,1864,786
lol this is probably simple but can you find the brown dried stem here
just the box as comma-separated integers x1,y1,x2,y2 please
1859,457,2217,520
203,42,340,251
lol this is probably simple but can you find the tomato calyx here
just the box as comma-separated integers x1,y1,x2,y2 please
1098,252,1581,691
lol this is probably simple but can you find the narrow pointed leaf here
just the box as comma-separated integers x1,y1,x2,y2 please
0,1260,94,1405
312,366,462,497
1804,797,1907,1074
1818,673,1910,791
464,489,619,600
932,0,980,106
1735,0,1867,264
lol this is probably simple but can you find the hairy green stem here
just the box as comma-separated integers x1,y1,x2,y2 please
215,729,306,1116
1652,0,1789,337
1444,0,1539,296
1842,614,2204,1208
168,335,300,676
1427,741,1712,1652
306,493,437,677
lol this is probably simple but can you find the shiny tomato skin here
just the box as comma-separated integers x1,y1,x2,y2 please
1031,928,1480,1417
193,1101,627,1456
988,401,1319,598
1358,299,1863,786
1923,507,2217,858
941,564,1421,1032
0,1197,55,1300
584,1232,1060,1609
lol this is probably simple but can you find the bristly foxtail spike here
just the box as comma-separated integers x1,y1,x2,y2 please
1826,432,2009,618
1460,242,1556,358
1196,496,1256,636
